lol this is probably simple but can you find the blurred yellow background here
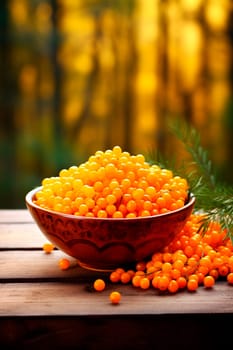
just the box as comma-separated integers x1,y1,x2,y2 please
0,0,232,208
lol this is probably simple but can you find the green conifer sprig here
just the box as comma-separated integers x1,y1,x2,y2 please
148,119,233,242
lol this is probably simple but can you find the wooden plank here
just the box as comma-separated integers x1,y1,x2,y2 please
0,250,105,280
0,281,232,317
0,223,46,248
0,210,33,223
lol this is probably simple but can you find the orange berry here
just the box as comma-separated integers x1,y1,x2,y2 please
203,275,215,288
126,212,137,218
110,271,121,283
97,209,108,218
198,265,209,276
177,276,187,289
136,261,147,271
58,258,70,270
197,272,205,284
157,275,170,291
218,264,229,276
43,242,54,254
168,279,179,293
93,279,106,292
109,291,121,304
126,199,137,213
140,277,150,289
184,245,194,258
112,210,124,218
127,270,135,278
132,275,143,287
115,268,125,275
106,194,116,205
209,269,219,280
162,262,172,273
187,278,198,292
171,268,181,280
163,252,173,262
120,272,132,284
227,272,233,285
132,188,144,200
152,275,160,289
199,256,212,270
172,259,184,270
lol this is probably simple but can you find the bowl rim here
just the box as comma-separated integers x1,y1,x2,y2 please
25,186,195,222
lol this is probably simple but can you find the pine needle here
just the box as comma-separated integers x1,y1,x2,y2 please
148,119,233,242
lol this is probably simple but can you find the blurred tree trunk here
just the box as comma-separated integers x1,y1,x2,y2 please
50,0,64,169
224,9,233,183
0,0,17,207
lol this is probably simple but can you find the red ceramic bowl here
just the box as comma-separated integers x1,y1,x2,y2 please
26,187,195,271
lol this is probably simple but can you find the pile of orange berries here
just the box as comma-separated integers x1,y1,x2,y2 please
109,214,233,293
45,213,233,301
34,146,189,218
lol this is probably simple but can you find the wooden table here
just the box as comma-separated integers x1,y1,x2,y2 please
0,210,233,349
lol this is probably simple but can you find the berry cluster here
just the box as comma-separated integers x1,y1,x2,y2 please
34,146,189,218
45,214,233,302
109,214,233,293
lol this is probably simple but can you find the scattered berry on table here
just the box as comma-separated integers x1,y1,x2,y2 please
43,242,54,254
93,279,106,292
109,291,121,304
58,258,70,270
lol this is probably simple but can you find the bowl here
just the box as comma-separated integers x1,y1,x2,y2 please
25,187,195,271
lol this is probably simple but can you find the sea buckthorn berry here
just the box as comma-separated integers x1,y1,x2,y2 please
97,210,108,218
188,274,198,282
187,278,198,292
171,268,181,280
109,291,121,304
184,245,194,258
203,275,215,288
106,204,116,216
132,188,144,200
58,258,70,270
126,213,137,218
152,275,160,289
227,272,233,285
172,259,184,270
218,264,229,276
163,252,173,263
162,262,172,273
110,271,121,283
132,275,143,287
157,275,170,291
197,272,205,284
127,270,135,278
126,199,137,213
43,242,54,254
93,279,106,292
140,277,150,289
120,272,132,284
136,261,147,271
177,276,187,289
168,279,179,293
209,269,219,280
146,266,157,279
198,265,209,276
112,211,123,218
